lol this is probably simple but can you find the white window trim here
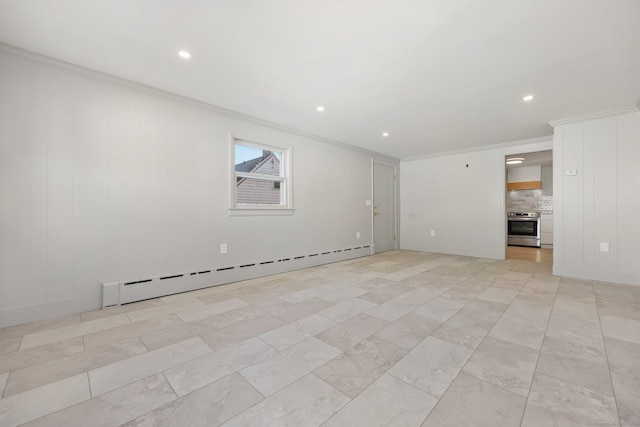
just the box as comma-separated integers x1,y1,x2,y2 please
229,133,293,216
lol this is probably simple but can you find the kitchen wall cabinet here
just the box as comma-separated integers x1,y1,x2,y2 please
507,165,542,190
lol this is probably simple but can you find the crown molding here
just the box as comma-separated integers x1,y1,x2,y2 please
0,43,400,163
401,135,553,162
549,106,639,127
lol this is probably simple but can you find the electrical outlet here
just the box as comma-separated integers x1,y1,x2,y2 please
430,230,436,237
356,232,361,239
600,242,609,252
220,243,228,254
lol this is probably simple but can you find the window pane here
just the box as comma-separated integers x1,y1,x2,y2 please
236,177,283,205
235,144,281,176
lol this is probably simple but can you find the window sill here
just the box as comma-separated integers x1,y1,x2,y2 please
229,208,294,217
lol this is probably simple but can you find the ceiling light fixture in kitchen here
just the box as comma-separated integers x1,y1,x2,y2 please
178,50,192,59
506,157,524,165
522,95,534,102
316,106,325,112
382,132,389,137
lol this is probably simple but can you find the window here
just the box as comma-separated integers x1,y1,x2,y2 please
231,137,292,214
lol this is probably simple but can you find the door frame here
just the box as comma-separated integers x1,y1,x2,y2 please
371,159,399,254
501,141,553,261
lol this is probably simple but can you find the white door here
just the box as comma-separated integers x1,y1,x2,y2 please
373,161,396,253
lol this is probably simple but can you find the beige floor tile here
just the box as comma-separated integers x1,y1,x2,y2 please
374,313,440,350
412,296,465,322
123,373,263,427
0,314,82,341
611,372,640,425
600,315,640,344
0,336,20,355
259,314,336,351
489,312,547,350
366,298,420,322
23,373,176,427
80,299,165,322
463,336,539,397
504,297,552,321
430,308,495,351
316,313,387,351
315,335,407,397
421,373,526,427
517,287,556,304
239,337,341,396
163,337,277,396
359,284,415,304
177,298,249,322
388,336,472,398
0,336,85,374
0,373,90,427
431,324,485,352
605,336,640,379
126,298,206,323
89,337,212,396
317,297,378,323
556,282,596,304
398,287,443,304
552,296,599,322
477,287,519,305
200,314,286,351
323,373,438,427
318,286,369,302
83,314,183,350
278,286,333,304
0,371,8,396
221,298,291,323
4,337,147,396
537,336,613,396
20,314,131,350
270,298,335,323
222,374,349,427
596,299,640,321
522,373,618,427
4,250,640,427
140,313,232,350
458,298,507,322
546,312,604,350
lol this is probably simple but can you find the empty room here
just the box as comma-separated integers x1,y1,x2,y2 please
1,1,639,426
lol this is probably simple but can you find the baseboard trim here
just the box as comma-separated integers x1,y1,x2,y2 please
0,245,373,328
553,266,640,287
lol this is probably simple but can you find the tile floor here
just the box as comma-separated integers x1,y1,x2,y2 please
1,250,639,426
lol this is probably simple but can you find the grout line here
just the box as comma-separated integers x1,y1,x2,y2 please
593,280,623,425
516,263,559,427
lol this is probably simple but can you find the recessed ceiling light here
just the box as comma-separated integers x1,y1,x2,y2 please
506,157,524,165
178,50,192,59
316,106,325,112
382,132,390,137
522,95,534,102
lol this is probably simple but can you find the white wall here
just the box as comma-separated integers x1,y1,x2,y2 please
400,139,552,260
552,110,640,285
0,49,395,327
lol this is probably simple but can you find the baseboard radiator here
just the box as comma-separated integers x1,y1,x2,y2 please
102,245,373,308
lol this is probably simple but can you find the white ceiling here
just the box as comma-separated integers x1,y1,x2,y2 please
1,1,639,159
506,150,552,170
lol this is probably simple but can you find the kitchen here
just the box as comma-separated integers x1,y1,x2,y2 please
505,150,553,263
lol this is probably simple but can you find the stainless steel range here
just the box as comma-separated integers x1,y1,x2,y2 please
507,212,541,248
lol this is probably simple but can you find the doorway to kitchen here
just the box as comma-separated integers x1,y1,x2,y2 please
505,150,553,264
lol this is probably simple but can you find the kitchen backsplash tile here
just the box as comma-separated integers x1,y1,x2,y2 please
506,190,553,213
